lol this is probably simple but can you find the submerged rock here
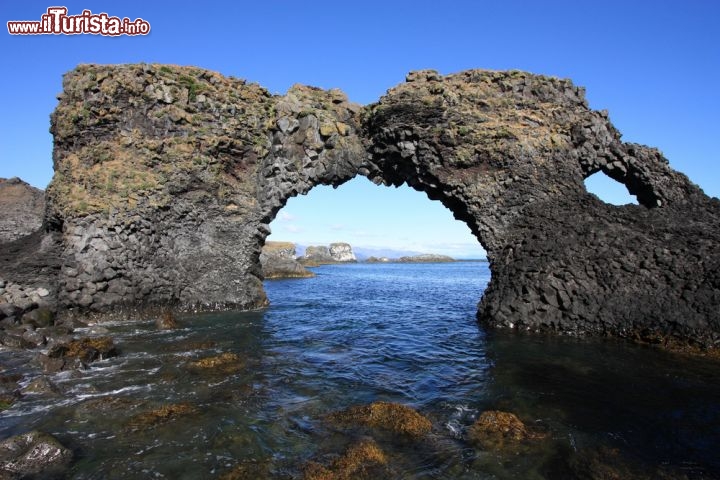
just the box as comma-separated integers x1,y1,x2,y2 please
74,396,141,418
165,339,216,352
21,376,60,396
0,430,72,478
327,401,432,439
47,336,118,363
218,460,271,480
0,374,20,411
38,336,119,372
542,445,687,480
20,307,54,328
156,309,178,330
0,395,16,412
303,438,391,480
0,332,35,350
126,403,198,431
467,410,545,451
187,352,244,374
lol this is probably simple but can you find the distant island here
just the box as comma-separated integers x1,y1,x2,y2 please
260,242,315,279
298,242,357,266
261,241,357,279
262,241,466,279
366,253,456,263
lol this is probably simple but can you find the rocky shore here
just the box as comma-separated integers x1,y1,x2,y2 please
260,241,314,279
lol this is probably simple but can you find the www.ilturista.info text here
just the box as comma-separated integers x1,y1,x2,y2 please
7,7,150,36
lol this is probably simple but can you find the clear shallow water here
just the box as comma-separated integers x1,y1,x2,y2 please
1,262,719,479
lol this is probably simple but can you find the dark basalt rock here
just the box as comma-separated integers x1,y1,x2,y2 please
1,64,718,349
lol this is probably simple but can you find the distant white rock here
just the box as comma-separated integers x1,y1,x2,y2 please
329,242,356,262
299,242,357,265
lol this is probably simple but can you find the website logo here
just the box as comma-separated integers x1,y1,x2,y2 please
7,7,150,36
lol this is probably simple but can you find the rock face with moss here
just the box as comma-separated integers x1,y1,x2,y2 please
6,64,718,348
364,69,719,348
41,63,363,317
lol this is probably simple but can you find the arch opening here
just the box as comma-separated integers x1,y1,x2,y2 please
265,176,487,262
583,170,639,206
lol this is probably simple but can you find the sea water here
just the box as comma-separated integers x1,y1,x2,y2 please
1,262,719,478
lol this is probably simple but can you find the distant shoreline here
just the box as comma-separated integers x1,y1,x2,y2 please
305,258,488,265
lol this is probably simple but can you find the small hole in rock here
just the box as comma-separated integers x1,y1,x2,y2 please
584,171,638,205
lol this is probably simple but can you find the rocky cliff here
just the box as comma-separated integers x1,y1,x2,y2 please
299,243,357,266
0,177,45,243
330,243,357,262
2,63,718,349
0,178,61,320
260,241,314,279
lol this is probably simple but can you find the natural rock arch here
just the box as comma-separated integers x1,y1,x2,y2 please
39,64,720,347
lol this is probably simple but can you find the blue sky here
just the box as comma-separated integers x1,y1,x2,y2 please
1,1,718,258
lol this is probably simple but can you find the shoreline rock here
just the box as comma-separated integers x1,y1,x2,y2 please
261,241,314,279
299,243,357,266
0,430,73,478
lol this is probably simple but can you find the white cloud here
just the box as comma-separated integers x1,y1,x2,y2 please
277,211,296,222
284,224,303,233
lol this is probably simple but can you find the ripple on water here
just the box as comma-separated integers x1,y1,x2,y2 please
1,262,719,478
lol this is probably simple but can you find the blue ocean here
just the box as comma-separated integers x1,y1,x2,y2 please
1,262,719,478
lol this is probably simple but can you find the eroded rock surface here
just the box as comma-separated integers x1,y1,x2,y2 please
3,63,718,348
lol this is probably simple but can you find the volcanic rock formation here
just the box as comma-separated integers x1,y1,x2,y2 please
2,64,718,348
